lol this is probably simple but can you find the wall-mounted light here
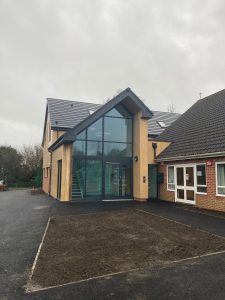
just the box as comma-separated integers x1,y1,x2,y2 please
134,155,138,162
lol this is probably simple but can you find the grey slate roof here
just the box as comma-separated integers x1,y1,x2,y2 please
148,111,180,136
156,89,225,160
47,97,180,135
47,98,101,130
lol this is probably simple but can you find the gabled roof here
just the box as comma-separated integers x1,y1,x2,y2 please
44,95,180,139
156,89,225,161
48,88,153,151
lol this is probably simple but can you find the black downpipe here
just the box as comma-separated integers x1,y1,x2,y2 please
152,142,157,159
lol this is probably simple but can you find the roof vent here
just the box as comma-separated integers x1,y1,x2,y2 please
88,109,95,115
70,103,74,107
55,121,58,125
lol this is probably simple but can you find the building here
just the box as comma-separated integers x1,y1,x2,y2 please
42,88,179,202
42,87,225,212
156,89,225,212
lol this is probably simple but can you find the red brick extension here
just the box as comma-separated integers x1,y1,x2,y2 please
158,157,225,212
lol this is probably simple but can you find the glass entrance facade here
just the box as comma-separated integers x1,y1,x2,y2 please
72,104,133,200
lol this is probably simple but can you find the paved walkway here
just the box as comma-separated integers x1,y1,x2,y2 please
1,190,225,299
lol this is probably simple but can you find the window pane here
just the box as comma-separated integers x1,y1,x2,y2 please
72,160,85,198
186,190,194,201
87,141,102,156
73,140,85,155
87,118,103,141
186,167,194,187
105,104,131,118
197,165,206,186
177,168,184,186
177,189,184,199
104,142,132,157
76,130,86,140
105,162,120,197
217,164,225,187
218,187,225,195
168,166,174,184
104,117,132,143
168,184,175,190
86,160,102,197
197,186,207,193
121,163,132,197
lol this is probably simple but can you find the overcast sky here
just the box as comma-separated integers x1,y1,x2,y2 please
1,0,225,148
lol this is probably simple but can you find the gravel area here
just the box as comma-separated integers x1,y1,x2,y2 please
30,209,225,289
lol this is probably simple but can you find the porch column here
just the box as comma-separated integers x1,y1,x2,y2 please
61,143,73,201
133,112,149,201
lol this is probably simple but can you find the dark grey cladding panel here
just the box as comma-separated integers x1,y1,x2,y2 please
156,89,225,159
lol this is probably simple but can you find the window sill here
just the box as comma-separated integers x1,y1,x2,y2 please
167,189,175,192
216,194,225,198
196,192,207,195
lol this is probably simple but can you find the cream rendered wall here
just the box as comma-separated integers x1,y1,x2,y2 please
148,141,171,164
133,112,149,201
50,143,72,201
42,114,66,170
42,112,66,194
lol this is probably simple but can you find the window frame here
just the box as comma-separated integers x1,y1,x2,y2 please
43,167,49,178
196,163,207,195
216,162,225,197
167,165,175,191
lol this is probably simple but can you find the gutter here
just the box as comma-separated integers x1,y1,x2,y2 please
155,151,225,162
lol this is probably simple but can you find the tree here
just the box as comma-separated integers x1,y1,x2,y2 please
20,144,42,171
20,144,43,181
167,102,175,113
0,146,22,184
0,144,43,187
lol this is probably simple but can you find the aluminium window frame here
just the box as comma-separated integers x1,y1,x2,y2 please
72,103,134,200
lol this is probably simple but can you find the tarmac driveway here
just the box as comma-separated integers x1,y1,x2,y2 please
1,190,225,300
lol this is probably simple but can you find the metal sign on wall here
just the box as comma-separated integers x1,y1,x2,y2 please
206,160,212,166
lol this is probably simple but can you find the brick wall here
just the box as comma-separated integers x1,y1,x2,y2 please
158,163,175,202
42,174,50,194
158,157,225,212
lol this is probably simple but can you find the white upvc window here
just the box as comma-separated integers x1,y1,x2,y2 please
216,162,225,196
167,166,175,191
196,164,207,194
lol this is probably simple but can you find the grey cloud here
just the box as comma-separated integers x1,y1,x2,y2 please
0,0,225,146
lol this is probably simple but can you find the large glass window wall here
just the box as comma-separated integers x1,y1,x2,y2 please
72,104,133,199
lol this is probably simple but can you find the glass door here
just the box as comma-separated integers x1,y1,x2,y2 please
148,165,158,199
104,161,132,199
105,162,120,198
121,162,132,198
175,165,195,204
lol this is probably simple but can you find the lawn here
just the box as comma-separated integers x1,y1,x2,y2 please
29,209,225,290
